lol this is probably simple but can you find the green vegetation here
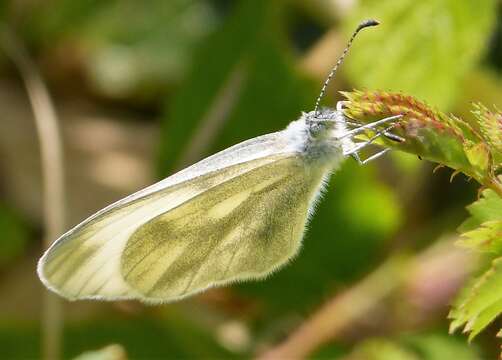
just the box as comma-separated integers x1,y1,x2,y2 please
0,0,501,358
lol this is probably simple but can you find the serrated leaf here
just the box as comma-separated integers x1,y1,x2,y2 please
467,297,502,340
471,103,502,168
343,0,497,109
448,278,477,333
449,257,502,340
464,142,490,173
459,220,502,254
452,188,502,342
459,189,502,232
342,90,494,184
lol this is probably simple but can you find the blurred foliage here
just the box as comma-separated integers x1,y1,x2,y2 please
449,257,502,341
457,69,502,118
1,0,502,358
0,313,233,359
0,203,28,267
343,0,497,110
158,0,314,174
343,333,481,360
19,0,218,101
345,338,419,360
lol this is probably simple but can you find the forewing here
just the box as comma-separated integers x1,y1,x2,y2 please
38,149,294,301
121,156,326,303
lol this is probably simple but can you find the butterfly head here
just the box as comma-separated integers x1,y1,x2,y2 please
304,19,405,164
300,100,403,165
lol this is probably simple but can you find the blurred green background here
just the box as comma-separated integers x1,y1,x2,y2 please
0,0,501,359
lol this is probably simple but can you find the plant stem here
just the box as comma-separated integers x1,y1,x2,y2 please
1,26,65,360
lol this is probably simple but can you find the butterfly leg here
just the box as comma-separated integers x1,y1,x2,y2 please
383,131,405,143
351,152,363,163
356,148,391,165
345,123,404,142
336,101,405,135
344,121,398,157
339,114,402,140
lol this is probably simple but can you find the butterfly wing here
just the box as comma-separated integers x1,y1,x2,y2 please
40,154,326,302
38,128,330,302
38,131,288,300
121,155,326,302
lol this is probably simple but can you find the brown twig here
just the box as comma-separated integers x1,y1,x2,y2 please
1,26,65,360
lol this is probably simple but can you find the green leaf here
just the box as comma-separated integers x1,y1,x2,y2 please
449,257,502,340
450,188,502,342
342,90,495,184
464,143,490,173
343,0,497,109
471,103,502,169
459,221,502,254
459,189,502,232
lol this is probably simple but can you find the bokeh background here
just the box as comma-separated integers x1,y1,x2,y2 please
1,0,501,359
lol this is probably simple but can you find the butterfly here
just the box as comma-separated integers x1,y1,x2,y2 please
37,19,403,304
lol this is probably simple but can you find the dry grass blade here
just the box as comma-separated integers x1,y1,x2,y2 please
0,25,66,360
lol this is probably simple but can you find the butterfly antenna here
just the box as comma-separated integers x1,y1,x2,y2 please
313,19,380,116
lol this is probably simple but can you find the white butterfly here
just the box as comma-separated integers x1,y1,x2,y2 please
37,19,403,304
